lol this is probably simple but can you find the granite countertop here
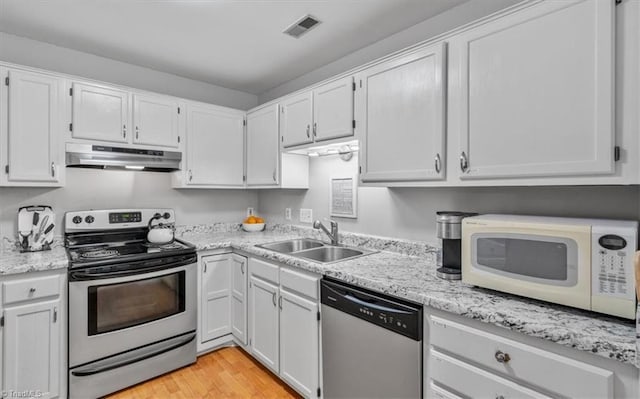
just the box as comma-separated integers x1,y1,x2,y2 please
178,224,638,368
0,224,636,367
0,237,68,275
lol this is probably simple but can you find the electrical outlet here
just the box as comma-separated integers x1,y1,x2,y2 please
300,208,313,223
285,208,292,220
247,207,254,217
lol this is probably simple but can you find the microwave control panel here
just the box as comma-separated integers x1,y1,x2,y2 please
592,229,636,300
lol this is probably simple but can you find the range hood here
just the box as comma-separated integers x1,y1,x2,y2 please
65,143,181,172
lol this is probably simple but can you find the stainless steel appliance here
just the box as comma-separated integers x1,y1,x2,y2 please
463,214,638,319
321,279,422,399
65,209,197,398
65,142,182,171
436,211,477,280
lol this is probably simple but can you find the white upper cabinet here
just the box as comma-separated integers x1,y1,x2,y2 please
281,92,313,148
312,76,354,142
449,0,615,180
71,82,129,143
132,93,179,148
185,103,245,186
356,43,446,183
1,69,63,186
246,104,280,186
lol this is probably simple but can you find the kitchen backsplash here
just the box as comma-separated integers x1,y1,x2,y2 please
257,154,640,243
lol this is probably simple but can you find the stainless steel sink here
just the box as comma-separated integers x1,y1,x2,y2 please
295,246,374,264
256,238,375,264
257,238,325,253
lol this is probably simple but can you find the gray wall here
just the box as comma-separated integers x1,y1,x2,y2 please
0,32,258,110
0,168,258,239
258,155,640,243
258,0,522,103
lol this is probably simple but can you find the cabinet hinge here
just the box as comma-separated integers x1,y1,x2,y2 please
352,82,356,91
177,106,181,114
614,146,621,162
352,120,356,129
359,79,362,88
317,311,320,321
69,123,73,132
4,77,8,86
243,175,247,182
249,338,252,346
615,0,622,5
69,87,73,96
317,387,321,397
4,165,8,174
0,315,4,327
243,118,246,127
358,165,362,174
281,136,284,142
178,136,181,143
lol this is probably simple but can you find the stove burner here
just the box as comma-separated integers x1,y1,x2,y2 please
81,249,119,259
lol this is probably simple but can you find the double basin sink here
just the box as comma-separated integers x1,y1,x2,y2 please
256,238,375,264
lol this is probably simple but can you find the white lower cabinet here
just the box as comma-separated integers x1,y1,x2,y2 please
425,310,638,399
199,253,248,351
0,271,66,399
248,257,321,398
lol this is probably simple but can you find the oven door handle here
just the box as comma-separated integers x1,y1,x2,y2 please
69,254,196,281
71,332,196,377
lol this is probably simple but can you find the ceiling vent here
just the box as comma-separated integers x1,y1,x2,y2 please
283,15,321,38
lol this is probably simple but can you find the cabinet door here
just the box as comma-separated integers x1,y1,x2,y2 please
357,43,446,182
450,0,614,179
249,276,279,373
201,256,231,342
5,69,61,184
71,82,129,143
246,104,279,186
230,254,248,345
279,289,319,398
281,92,313,148
133,93,179,148
3,300,61,398
313,76,354,142
185,104,245,186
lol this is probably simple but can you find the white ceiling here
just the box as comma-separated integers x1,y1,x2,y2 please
0,0,467,94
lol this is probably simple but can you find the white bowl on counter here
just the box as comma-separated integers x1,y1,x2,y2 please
242,223,265,232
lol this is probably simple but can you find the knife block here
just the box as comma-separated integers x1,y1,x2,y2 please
17,205,55,252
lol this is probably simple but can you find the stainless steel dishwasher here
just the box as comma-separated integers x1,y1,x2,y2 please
321,278,423,399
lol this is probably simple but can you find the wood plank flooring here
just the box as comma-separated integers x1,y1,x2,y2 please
106,346,302,399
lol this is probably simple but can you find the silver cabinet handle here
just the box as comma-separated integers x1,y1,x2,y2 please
53,306,58,323
188,170,193,182
495,350,511,364
460,151,469,173
135,126,139,139
272,292,277,307
272,169,277,182
240,263,244,275
123,125,127,138
278,295,283,310
434,153,441,174
203,262,207,273
313,122,317,137
51,162,55,177
306,125,310,138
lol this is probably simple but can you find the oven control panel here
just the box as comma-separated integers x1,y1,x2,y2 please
65,209,175,232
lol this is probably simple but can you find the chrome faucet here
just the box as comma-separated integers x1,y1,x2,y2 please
313,219,339,245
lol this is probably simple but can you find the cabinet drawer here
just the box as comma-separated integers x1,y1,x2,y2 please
429,382,463,399
430,315,613,399
280,267,319,299
430,350,551,399
249,257,279,284
3,274,61,305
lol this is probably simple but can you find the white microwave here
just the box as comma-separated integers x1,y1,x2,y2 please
462,215,638,319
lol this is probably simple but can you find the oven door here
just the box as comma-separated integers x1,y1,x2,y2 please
462,222,592,311
69,254,197,367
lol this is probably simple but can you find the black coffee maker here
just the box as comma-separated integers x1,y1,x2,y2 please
436,211,478,280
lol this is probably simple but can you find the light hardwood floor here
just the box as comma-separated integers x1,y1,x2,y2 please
106,346,302,399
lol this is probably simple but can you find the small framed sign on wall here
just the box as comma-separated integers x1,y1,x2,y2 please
329,176,357,219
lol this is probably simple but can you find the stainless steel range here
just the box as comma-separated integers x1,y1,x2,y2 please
65,209,197,399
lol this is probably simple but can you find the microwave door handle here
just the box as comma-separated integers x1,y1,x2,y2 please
71,333,196,377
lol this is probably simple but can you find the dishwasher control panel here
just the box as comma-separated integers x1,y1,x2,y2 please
321,279,422,340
